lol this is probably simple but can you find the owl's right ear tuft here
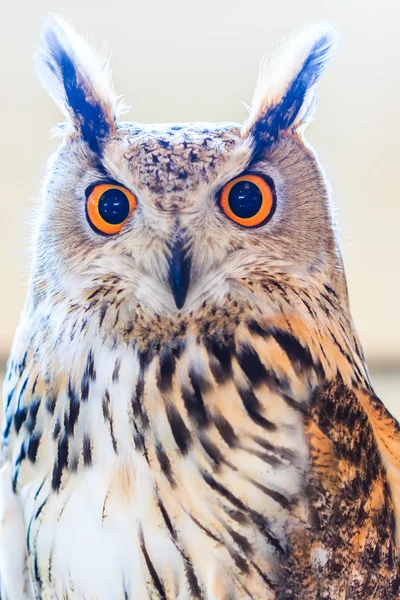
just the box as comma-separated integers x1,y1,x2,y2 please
243,23,338,146
35,15,125,152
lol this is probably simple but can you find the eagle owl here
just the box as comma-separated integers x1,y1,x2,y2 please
1,15,400,600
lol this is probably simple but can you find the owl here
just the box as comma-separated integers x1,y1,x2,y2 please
1,14,400,600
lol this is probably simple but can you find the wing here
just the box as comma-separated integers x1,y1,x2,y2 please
356,389,400,542
305,378,400,599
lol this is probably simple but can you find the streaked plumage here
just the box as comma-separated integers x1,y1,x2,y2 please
1,15,400,599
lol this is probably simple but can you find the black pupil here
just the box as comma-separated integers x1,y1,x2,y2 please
98,189,130,224
228,181,262,219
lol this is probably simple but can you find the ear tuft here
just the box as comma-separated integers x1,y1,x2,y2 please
243,23,338,143
35,15,125,151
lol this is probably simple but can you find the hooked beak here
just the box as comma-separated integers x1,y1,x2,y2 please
168,235,191,309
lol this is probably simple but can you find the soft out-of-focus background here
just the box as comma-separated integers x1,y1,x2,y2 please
0,1,399,413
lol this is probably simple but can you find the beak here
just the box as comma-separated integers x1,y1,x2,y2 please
168,235,191,309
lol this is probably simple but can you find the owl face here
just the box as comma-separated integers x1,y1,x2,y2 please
34,17,338,318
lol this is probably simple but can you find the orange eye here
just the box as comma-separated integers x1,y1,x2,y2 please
86,183,137,235
219,174,275,227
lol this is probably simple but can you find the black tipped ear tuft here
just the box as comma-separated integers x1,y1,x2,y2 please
35,15,124,152
243,23,338,147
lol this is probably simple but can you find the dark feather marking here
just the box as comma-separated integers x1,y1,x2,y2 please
321,291,337,310
324,284,339,299
3,416,12,441
202,471,248,511
99,303,109,327
46,393,57,415
102,389,118,453
30,490,48,537
280,392,307,414
270,329,313,369
226,508,249,525
253,436,298,463
13,444,26,490
188,512,222,544
265,279,288,297
166,403,192,454
32,492,52,594
238,388,277,431
34,477,46,501
214,414,238,447
248,321,325,381
86,287,102,301
202,472,285,555
83,434,92,466
14,407,28,434
247,320,269,338
240,445,284,467
31,374,39,394
27,491,50,587
27,433,42,463
19,350,28,374
181,368,210,428
226,524,253,556
184,561,203,599
301,297,317,318
17,375,29,403
157,497,176,539
15,444,26,468
49,494,73,583
66,380,80,436
132,350,151,430
248,322,314,371
81,350,96,401
157,346,176,393
34,544,43,591
52,435,69,491
25,397,41,433
53,418,61,440
157,498,203,598
138,526,167,600
69,453,79,473
251,561,276,589
206,339,234,383
48,539,55,585
6,387,15,410
230,550,250,574
155,442,176,486
112,358,121,383
199,435,223,466
248,478,293,510
236,343,269,387
329,331,365,383
132,421,150,464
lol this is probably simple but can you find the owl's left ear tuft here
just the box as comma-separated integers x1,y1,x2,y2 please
243,23,338,145
35,15,125,152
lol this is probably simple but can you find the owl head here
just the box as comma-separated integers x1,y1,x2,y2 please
33,16,341,324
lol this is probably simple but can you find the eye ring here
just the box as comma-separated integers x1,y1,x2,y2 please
86,183,137,235
219,174,275,227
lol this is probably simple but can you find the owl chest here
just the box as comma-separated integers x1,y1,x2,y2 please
24,338,310,599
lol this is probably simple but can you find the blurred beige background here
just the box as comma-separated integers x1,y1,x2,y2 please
0,1,399,408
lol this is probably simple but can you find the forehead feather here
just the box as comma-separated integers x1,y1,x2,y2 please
112,122,242,197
